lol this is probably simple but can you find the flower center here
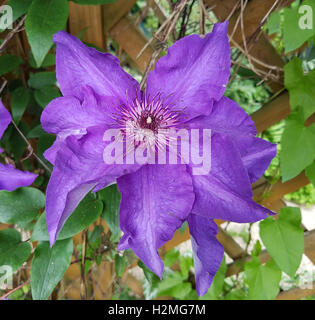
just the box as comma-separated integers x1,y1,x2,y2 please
114,94,182,150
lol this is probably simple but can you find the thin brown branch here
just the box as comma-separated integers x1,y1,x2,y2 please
0,280,30,300
0,15,27,55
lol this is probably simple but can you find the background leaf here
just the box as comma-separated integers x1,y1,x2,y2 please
259,207,304,277
98,184,121,242
32,193,103,241
69,0,116,4
0,187,45,224
283,1,315,53
25,0,69,67
11,87,30,124
280,108,315,181
0,229,31,272
0,55,22,76
31,238,73,300
34,86,61,109
245,257,282,300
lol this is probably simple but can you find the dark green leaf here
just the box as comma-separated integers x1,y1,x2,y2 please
0,229,31,272
0,187,45,224
11,87,30,124
4,0,32,28
0,55,22,76
114,254,126,277
27,124,46,139
31,239,73,300
25,0,69,67
28,72,56,89
70,0,116,4
259,207,304,277
29,52,56,69
98,184,121,242
34,86,61,108
32,194,103,241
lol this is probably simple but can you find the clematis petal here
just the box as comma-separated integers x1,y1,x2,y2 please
46,165,96,245
242,137,277,183
54,31,140,102
187,96,257,154
41,86,114,135
0,100,11,141
187,214,224,296
46,127,142,245
117,164,195,277
191,133,273,222
0,163,37,191
146,22,230,120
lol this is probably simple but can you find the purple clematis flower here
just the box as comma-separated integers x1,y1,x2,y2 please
41,22,277,296
0,101,37,191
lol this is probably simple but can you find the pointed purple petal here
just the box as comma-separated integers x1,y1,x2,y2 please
117,164,194,277
53,31,139,102
242,137,277,183
46,127,141,245
41,86,114,135
191,133,273,222
188,214,224,296
147,22,230,120
187,96,257,154
0,163,37,191
0,100,11,141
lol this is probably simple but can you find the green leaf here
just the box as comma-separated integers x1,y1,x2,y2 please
200,257,227,300
34,86,61,108
283,1,315,53
31,194,103,241
29,52,56,69
27,124,46,139
0,229,32,272
28,72,56,89
25,0,69,67
114,254,126,277
11,87,30,124
266,11,281,35
280,108,315,181
157,271,191,299
0,187,45,224
179,253,193,277
69,0,116,4
98,184,121,242
0,55,22,76
31,238,73,300
245,257,282,300
284,57,315,119
163,249,180,268
306,162,315,186
3,0,32,28
259,207,304,277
